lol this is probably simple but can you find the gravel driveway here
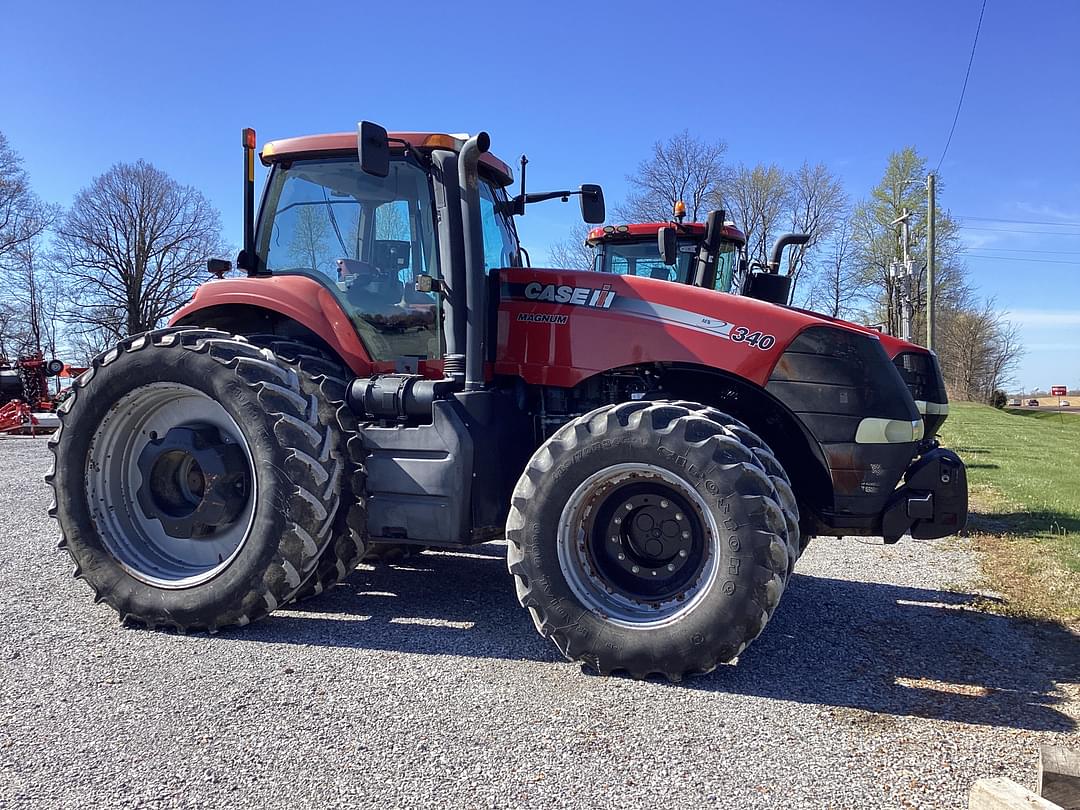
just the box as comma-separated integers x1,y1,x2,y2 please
1,437,1076,809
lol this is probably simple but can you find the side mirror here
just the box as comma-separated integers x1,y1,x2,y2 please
658,226,678,266
207,257,232,278
579,184,606,224
703,210,724,252
357,120,390,178
414,273,442,294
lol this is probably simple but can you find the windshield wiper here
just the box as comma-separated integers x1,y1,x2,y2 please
321,187,350,257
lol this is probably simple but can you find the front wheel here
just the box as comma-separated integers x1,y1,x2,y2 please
506,401,790,681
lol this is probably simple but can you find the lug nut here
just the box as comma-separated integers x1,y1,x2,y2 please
660,499,669,508
651,570,658,576
682,531,690,539
675,513,684,521
611,536,619,543
618,553,626,561
679,549,688,558
613,517,621,525
625,503,633,511
667,563,675,571
631,565,640,574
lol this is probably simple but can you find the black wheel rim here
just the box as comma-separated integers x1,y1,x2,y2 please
557,463,720,627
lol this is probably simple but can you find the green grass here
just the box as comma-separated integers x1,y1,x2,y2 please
938,403,1079,621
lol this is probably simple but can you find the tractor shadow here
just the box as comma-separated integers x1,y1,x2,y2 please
252,545,1078,733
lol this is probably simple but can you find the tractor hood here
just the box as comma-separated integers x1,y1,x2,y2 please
496,268,895,389
791,307,923,358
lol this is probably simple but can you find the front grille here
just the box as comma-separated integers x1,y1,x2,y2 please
893,351,948,437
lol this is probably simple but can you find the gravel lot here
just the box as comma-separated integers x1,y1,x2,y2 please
1,436,1077,809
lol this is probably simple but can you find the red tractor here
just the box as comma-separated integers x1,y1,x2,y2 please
48,124,966,680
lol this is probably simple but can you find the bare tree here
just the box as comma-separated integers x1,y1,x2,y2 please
617,130,728,223
722,164,791,267
0,132,54,262
548,223,595,270
53,160,225,346
785,162,848,300
806,216,861,318
2,225,63,357
938,298,1023,402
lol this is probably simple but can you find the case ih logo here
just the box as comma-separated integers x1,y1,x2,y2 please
523,281,615,309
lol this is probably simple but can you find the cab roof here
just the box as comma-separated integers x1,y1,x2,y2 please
260,132,515,187
586,221,746,245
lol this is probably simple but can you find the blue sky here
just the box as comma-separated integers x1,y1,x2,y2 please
1,0,1077,390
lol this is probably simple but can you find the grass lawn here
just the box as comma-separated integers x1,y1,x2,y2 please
938,402,1079,622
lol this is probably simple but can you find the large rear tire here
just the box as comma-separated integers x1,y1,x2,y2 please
47,328,343,631
242,336,369,601
506,401,790,681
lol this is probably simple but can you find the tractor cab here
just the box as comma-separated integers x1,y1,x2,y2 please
586,203,807,307
587,203,744,294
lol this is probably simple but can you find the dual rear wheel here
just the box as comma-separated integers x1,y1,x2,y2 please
48,329,350,630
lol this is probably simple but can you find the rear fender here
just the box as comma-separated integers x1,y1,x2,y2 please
170,276,374,376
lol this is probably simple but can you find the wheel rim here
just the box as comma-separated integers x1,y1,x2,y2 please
557,463,720,628
86,383,257,588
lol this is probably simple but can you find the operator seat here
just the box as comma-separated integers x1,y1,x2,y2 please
337,258,404,316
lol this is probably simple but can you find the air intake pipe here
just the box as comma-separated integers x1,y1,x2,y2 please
458,132,491,391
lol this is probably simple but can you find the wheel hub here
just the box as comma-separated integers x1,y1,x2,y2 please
588,481,706,604
136,425,249,538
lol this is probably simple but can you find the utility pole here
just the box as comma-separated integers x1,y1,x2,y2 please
927,173,936,352
890,209,913,340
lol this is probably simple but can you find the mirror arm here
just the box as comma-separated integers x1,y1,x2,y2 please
386,137,431,168
524,190,577,205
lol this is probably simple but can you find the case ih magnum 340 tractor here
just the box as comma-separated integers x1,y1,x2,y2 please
48,125,967,680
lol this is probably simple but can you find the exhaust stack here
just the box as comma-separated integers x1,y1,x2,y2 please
768,233,811,273
458,132,491,392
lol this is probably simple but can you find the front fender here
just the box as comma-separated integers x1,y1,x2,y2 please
171,276,373,376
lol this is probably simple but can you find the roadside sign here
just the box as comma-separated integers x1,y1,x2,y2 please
1051,385,1067,397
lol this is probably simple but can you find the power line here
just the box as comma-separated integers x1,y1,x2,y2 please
961,246,1080,255
957,214,1080,227
962,252,1079,265
959,225,1080,236
936,0,988,172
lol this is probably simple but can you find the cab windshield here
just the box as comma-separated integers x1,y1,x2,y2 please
592,237,740,293
257,156,440,364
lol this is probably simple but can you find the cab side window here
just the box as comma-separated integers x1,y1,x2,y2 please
479,181,517,270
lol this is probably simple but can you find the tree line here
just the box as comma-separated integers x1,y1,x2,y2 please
0,131,225,365
552,131,1021,403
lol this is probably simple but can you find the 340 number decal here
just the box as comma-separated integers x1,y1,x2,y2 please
730,327,776,350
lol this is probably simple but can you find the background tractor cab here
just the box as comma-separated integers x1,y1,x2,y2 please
586,204,809,307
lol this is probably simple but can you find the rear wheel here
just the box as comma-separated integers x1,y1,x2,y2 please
241,336,369,601
47,328,343,631
506,401,790,681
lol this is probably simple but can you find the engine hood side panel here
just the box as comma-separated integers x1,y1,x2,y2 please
494,269,837,388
